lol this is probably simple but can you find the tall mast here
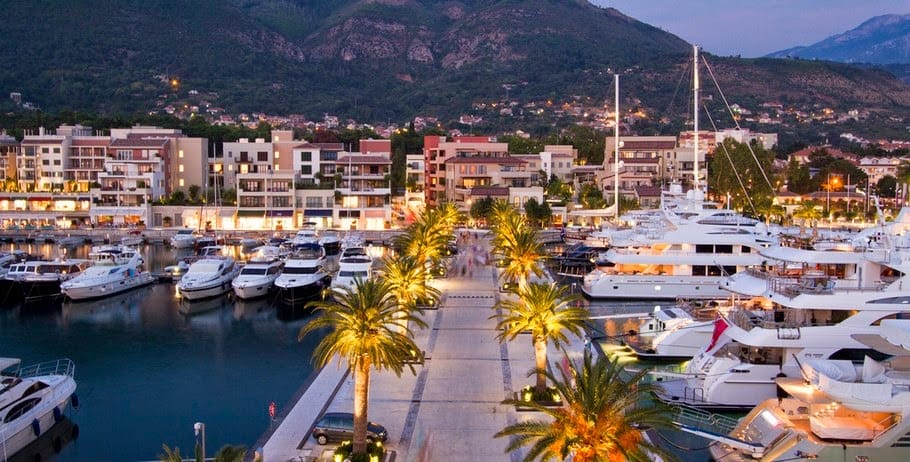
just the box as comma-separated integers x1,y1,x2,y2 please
693,45,700,192
614,73,620,218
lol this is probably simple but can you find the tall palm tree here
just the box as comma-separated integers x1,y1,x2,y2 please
495,353,677,462
497,227,544,292
158,444,248,462
300,278,427,456
382,254,440,311
794,200,823,225
395,216,451,276
493,282,588,395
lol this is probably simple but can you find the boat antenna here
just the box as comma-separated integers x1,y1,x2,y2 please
693,45,700,193
613,73,620,220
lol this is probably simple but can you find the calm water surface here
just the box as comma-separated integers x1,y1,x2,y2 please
1,243,323,462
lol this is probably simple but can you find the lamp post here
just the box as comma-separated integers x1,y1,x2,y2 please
194,422,206,461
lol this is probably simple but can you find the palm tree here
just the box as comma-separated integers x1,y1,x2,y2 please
158,444,247,462
493,282,588,395
495,353,677,462
395,216,451,276
497,227,544,292
300,278,427,456
794,200,823,225
382,254,440,312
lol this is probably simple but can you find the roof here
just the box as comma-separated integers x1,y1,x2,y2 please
447,157,525,165
619,140,676,150
21,138,63,145
633,185,662,197
336,155,391,164
111,138,169,148
469,186,510,196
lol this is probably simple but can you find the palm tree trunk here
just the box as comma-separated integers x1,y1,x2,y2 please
534,337,548,395
353,356,371,455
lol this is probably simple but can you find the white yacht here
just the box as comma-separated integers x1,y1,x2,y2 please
614,301,727,361
232,248,284,300
319,230,342,256
177,257,241,301
290,225,319,248
169,229,198,249
61,245,155,301
18,259,91,303
0,357,77,460
331,245,373,291
120,233,143,247
582,190,775,300
702,319,910,461
275,243,331,306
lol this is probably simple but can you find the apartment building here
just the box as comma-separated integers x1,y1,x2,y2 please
20,127,69,192
423,135,509,207
0,132,18,187
90,137,169,225
601,136,677,201
335,148,392,230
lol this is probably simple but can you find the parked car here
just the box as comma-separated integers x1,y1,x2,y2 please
312,412,388,445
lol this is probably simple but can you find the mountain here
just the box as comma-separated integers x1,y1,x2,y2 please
2,0,910,126
767,14,910,64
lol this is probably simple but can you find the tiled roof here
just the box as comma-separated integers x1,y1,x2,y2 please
111,138,168,148
446,157,525,164
337,155,391,164
470,186,510,196
21,138,63,145
620,140,676,150
633,185,662,197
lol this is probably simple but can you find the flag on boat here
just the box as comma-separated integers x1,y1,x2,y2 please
705,317,730,353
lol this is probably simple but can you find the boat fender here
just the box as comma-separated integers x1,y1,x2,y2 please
32,418,41,436
71,393,80,409
53,406,62,422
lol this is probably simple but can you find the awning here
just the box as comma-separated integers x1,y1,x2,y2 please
267,210,293,217
237,210,265,217
27,197,52,201
304,209,333,217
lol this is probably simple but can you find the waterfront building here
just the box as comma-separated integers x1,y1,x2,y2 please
600,136,678,201
538,145,577,182
62,125,109,193
336,142,392,230
91,137,169,226
235,170,296,231
20,127,69,192
0,132,19,188
423,135,509,207
858,156,906,186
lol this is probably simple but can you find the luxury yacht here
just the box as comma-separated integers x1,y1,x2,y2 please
582,189,775,300
331,245,373,291
275,243,331,306
232,248,284,300
17,259,91,303
177,257,241,301
290,225,319,248
61,245,154,301
702,319,910,461
0,357,78,460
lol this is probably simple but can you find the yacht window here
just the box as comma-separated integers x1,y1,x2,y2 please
3,397,40,423
21,381,48,398
828,348,891,363
724,266,738,276
283,267,317,275
695,245,713,254
692,266,707,276
240,268,268,276
741,246,752,253
715,245,733,254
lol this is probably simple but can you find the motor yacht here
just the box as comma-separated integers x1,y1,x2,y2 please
331,245,373,291
177,257,241,301
61,245,155,301
319,230,342,256
232,248,284,300
18,259,91,303
275,243,331,306
170,229,198,249
607,300,727,361
582,190,775,300
701,319,910,461
291,224,319,248
120,232,143,247
0,357,77,460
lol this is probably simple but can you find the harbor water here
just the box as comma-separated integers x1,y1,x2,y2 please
0,243,324,462
1,243,712,461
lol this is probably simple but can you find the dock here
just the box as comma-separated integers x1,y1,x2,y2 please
256,235,591,462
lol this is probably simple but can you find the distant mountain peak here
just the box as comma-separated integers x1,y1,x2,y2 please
767,13,910,64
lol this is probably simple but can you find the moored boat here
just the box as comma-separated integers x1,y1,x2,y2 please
61,245,155,301
177,257,241,301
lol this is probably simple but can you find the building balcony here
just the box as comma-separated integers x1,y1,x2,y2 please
335,187,390,196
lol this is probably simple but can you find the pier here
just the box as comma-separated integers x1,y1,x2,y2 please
257,235,590,462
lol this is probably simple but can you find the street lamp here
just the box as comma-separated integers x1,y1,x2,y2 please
194,422,206,461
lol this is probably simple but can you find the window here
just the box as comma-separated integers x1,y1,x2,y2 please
300,152,312,162
272,197,290,207
301,166,313,175
42,147,49,154
274,151,280,159
179,179,185,187
257,151,268,162
320,151,337,161
179,164,185,173
306,197,322,208
53,159,61,165
179,150,184,158
117,150,131,160
42,160,49,166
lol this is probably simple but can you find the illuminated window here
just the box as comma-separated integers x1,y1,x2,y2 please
228,165,234,171
342,196,358,208
178,150,184,158
179,179,185,187
178,164,184,172
274,165,280,171
274,151,280,159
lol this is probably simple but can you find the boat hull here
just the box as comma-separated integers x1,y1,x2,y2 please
232,280,275,300
0,278,24,306
20,279,64,303
582,276,727,300
62,273,155,301
179,279,234,301
2,379,75,459
276,275,331,306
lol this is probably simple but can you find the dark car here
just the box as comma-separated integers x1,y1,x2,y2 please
312,412,388,445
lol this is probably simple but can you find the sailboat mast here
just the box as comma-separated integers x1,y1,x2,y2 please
614,73,620,218
693,45,700,192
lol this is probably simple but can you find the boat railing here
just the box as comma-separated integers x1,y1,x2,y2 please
670,402,742,437
744,268,888,296
18,358,75,378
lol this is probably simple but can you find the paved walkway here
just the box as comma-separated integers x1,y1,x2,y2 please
262,234,589,462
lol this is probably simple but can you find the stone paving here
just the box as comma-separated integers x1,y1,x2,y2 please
262,234,589,462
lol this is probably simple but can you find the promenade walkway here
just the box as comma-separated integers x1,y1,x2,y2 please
262,234,589,462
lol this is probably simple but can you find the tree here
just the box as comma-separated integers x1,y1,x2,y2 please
300,279,427,457
490,208,544,292
169,190,186,205
493,283,588,395
495,353,677,462
577,183,606,209
708,139,777,212
159,444,248,462
523,197,552,228
794,200,823,225
188,184,201,203
877,175,897,198
470,196,495,224
785,158,811,194
382,254,440,316
545,175,573,204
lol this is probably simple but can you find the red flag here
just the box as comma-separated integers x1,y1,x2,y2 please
705,317,729,352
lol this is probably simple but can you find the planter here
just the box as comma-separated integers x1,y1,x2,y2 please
511,386,563,411
333,440,386,462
